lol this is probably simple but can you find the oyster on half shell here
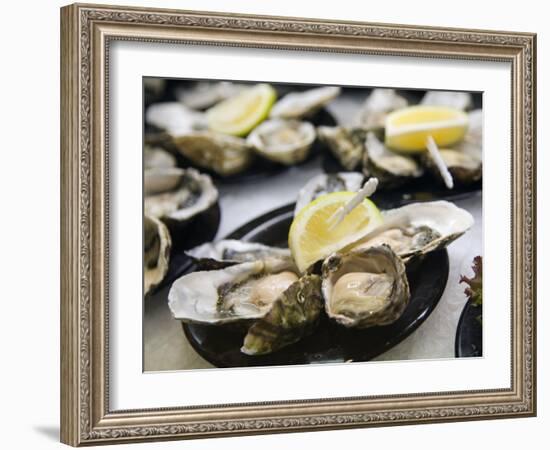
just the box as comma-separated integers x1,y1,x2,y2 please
354,89,408,129
270,86,341,120
144,215,171,295
144,146,176,170
294,172,364,216
317,126,367,171
348,201,474,262
322,245,410,328
144,167,218,223
363,132,423,188
247,119,316,165
145,102,207,135
172,131,254,176
421,90,473,111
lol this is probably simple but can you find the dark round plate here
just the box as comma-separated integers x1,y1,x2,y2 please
181,204,449,368
455,299,482,357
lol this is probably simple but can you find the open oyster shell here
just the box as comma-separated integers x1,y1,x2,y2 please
270,86,341,119
241,274,323,355
354,89,408,129
317,126,367,170
295,172,364,215
187,240,291,265
168,258,299,325
349,201,474,262
172,131,254,176
363,132,423,188
144,215,171,295
145,102,207,135
144,167,218,222
144,146,176,170
247,119,316,165
322,245,410,328
175,81,246,110
421,90,473,110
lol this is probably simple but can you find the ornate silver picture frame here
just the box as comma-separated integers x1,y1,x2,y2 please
61,3,536,446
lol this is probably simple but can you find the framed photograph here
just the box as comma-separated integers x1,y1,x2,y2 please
60,3,536,446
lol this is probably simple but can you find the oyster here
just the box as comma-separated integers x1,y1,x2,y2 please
270,86,341,119
349,201,474,261
363,132,423,188
317,126,367,170
247,119,316,165
175,81,246,110
144,167,218,222
172,131,254,176
322,245,410,328
295,172,364,215
144,215,171,295
354,89,408,129
145,102,207,135
144,146,176,170
168,258,299,325
421,90,472,110
187,240,291,264
242,274,323,355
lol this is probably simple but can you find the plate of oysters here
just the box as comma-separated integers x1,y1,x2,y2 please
143,80,480,368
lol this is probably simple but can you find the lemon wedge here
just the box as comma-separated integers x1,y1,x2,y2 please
385,105,469,152
289,192,383,272
206,84,277,136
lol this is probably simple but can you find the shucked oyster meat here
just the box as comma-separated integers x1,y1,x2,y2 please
172,131,253,176
322,245,410,328
247,119,316,165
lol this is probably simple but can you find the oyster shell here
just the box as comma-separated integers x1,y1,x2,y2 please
363,132,423,188
241,274,323,355
144,146,176,170
270,86,341,119
247,119,316,165
187,240,291,264
168,258,299,325
421,90,473,110
354,89,408,129
349,201,474,261
295,172,364,215
175,81,246,110
144,215,171,295
172,131,254,176
317,126,367,170
322,245,410,328
144,167,218,222
145,102,207,135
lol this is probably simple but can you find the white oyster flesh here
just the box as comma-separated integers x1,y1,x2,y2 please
144,167,218,222
349,200,474,260
172,131,253,176
354,88,408,128
247,119,316,165
145,102,207,135
321,245,410,328
168,258,299,325
144,146,176,169
187,240,291,263
420,90,473,110
294,172,364,215
270,86,341,119
144,215,171,295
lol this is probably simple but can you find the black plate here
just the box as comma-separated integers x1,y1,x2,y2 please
181,204,449,368
455,299,482,357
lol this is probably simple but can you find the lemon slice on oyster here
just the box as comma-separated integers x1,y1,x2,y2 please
206,83,277,136
289,192,383,273
385,105,469,152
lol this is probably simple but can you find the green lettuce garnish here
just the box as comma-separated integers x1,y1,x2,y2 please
460,256,482,307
